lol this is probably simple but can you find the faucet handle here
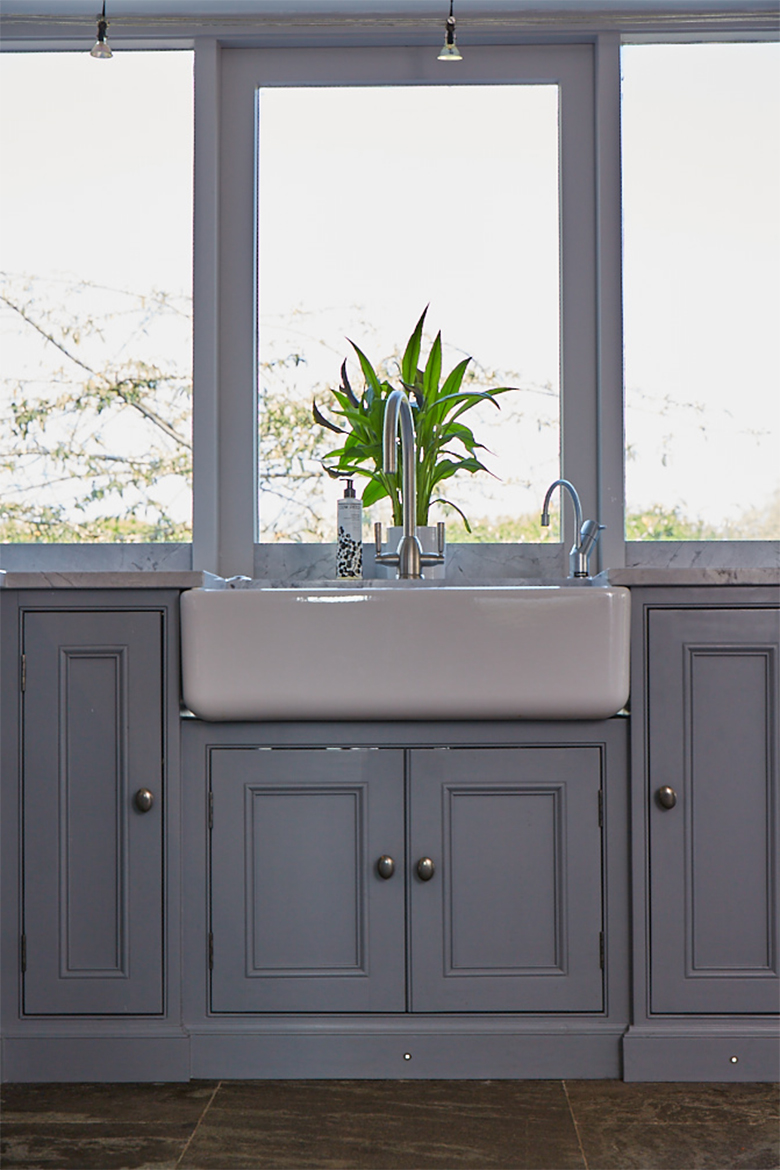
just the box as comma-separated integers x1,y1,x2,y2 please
374,521,402,568
572,519,606,578
579,518,605,552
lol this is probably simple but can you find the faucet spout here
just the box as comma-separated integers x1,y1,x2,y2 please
383,389,418,544
541,478,582,536
375,389,445,580
381,389,423,578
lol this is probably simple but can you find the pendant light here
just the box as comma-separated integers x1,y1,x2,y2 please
90,1,113,59
437,0,462,62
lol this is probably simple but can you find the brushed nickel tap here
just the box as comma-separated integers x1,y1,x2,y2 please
541,478,605,578
374,389,445,580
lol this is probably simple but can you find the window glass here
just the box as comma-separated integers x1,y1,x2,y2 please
257,84,560,542
622,42,780,540
0,51,193,542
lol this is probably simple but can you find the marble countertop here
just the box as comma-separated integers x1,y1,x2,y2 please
606,567,780,587
0,570,213,589
1,567,777,589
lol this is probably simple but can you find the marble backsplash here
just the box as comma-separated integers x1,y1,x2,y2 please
0,539,777,582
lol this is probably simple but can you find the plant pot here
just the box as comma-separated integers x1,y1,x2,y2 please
374,525,446,580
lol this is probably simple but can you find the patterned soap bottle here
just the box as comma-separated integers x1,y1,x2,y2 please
336,478,363,579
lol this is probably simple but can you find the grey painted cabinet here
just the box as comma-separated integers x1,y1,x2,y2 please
409,748,604,1013
210,747,406,1012
22,609,164,1015
647,607,779,1015
624,589,779,1083
208,742,606,1015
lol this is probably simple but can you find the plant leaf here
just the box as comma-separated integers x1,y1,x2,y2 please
361,476,389,508
340,359,359,407
431,496,472,533
401,306,428,388
312,400,344,434
423,331,442,405
349,341,383,396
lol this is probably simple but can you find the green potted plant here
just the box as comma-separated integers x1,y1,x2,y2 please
312,306,515,532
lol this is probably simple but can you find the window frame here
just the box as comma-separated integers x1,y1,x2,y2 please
193,41,619,576
1,8,777,575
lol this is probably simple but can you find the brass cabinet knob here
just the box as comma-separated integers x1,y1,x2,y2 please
134,788,154,813
416,857,435,881
377,855,395,879
656,786,677,810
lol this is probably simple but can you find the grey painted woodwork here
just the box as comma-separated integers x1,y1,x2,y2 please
210,748,405,1012
207,738,610,1016
647,607,779,1015
408,748,604,1013
181,718,628,1080
8,581,777,1081
22,609,164,1015
623,587,779,1082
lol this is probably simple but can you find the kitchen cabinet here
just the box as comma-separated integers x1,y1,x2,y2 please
647,606,779,1015
408,747,603,1013
206,739,607,1017
22,607,165,1015
624,587,779,1081
1,589,188,1082
5,578,776,1083
210,747,406,1013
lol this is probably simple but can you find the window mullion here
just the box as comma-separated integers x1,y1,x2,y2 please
594,32,626,571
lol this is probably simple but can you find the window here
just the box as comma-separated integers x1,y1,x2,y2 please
1,12,774,576
211,44,599,573
622,42,780,541
0,51,194,543
256,83,560,543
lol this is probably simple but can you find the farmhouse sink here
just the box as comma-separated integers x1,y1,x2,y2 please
180,582,630,721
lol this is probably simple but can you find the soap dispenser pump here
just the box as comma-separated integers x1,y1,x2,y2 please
336,478,363,579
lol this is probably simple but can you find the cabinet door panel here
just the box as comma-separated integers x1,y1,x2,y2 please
649,608,779,1014
23,610,163,1015
210,748,405,1012
409,747,604,1012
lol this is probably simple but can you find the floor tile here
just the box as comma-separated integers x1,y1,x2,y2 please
565,1080,780,1126
565,1082,780,1170
2,1079,776,1170
0,1081,218,1127
179,1079,586,1170
575,1118,780,1170
0,1083,218,1170
0,1132,181,1170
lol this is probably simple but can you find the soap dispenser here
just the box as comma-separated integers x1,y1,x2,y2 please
336,478,363,579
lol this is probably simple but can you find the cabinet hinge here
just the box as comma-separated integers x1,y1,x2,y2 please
20,654,26,692
208,932,214,970
599,931,605,970
208,791,214,831
20,934,27,973
598,790,604,828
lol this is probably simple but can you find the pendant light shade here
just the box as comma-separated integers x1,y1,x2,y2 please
437,1,462,62
90,2,112,58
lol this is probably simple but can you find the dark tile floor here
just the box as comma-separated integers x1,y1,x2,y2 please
0,1080,778,1170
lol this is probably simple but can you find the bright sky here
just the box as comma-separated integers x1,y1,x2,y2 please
0,51,194,295
621,42,780,528
0,41,778,536
257,82,561,526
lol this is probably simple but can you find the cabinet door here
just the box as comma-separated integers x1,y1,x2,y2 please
210,748,405,1012
409,747,604,1012
22,610,164,1015
648,608,779,1014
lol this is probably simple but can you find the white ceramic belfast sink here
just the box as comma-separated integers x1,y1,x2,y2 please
180,583,630,721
